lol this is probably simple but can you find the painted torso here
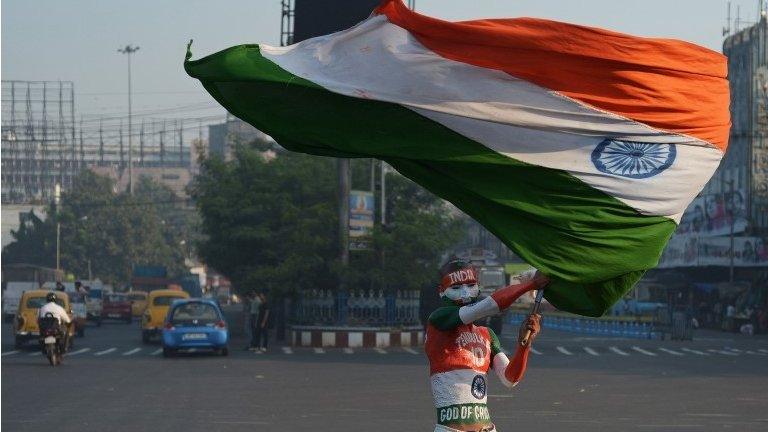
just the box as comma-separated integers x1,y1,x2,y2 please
425,322,493,428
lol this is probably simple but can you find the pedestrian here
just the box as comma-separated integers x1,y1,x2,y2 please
254,292,271,353
248,291,262,350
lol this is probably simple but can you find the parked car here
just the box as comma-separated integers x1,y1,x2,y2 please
102,293,132,324
126,291,148,317
142,289,190,343
14,290,75,348
161,299,229,357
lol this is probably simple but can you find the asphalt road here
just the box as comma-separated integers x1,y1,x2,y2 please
3,318,768,432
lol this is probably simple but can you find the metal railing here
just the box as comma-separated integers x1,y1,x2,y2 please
292,289,420,327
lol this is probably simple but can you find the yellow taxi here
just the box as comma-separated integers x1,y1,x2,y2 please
142,289,189,343
126,291,148,317
14,290,75,349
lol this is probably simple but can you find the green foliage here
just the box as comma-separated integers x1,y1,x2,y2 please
191,145,338,296
2,171,191,285
192,145,463,296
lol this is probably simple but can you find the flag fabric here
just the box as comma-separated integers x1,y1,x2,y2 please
185,0,730,316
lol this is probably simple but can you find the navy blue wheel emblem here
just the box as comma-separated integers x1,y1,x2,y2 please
471,375,486,399
591,139,676,179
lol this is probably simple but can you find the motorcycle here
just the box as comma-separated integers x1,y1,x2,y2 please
38,313,64,366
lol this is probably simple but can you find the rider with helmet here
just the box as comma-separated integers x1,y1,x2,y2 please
38,292,71,351
426,259,548,432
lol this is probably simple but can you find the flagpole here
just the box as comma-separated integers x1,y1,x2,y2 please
520,289,544,346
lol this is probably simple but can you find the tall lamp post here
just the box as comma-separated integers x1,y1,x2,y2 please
54,183,61,272
118,44,140,195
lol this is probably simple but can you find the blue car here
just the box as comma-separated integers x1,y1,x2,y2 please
161,299,229,357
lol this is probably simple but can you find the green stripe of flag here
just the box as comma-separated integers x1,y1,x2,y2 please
185,44,675,317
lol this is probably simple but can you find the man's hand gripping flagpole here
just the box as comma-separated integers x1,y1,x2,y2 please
520,288,545,347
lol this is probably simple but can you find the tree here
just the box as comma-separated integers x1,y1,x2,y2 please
2,171,190,285
192,144,464,297
192,145,339,296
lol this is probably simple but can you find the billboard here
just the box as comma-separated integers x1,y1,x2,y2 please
658,235,768,268
676,188,748,237
293,0,381,43
349,190,374,250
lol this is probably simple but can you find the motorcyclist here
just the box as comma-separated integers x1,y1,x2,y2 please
426,259,548,432
38,292,71,352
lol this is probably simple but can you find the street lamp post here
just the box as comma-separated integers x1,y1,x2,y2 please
118,44,140,195
54,183,61,272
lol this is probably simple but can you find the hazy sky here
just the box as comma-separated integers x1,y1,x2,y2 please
1,0,757,119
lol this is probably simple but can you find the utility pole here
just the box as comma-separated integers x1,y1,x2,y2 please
726,179,736,283
380,161,387,226
118,44,140,194
339,159,350,266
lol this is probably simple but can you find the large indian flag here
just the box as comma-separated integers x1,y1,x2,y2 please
185,0,730,316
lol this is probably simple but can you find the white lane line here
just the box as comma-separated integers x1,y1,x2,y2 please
1,350,20,357
680,348,709,356
313,347,325,354
402,347,418,355
530,348,543,355
632,346,657,356
758,349,768,354
28,351,41,356
727,348,743,353
94,348,117,356
150,348,162,356
281,346,293,354
374,348,387,354
708,349,738,356
583,347,599,356
343,348,354,354
67,348,91,356
610,346,630,356
556,346,573,356
658,348,684,356
122,348,141,356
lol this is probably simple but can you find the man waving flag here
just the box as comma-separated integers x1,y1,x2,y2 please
185,0,730,317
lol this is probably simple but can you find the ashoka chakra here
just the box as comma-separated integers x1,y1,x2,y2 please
591,139,676,179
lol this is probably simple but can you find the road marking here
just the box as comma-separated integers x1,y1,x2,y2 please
67,348,91,356
758,349,768,354
556,346,573,356
609,346,629,356
94,348,117,356
1,350,19,357
658,348,684,356
150,349,162,356
583,347,599,356
343,348,354,354
374,348,387,354
313,348,325,354
28,351,41,356
530,348,542,355
708,349,738,356
726,348,742,353
680,348,708,356
122,348,141,356
281,346,293,354
632,346,657,356
402,347,418,355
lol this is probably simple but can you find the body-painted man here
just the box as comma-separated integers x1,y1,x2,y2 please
426,260,548,432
